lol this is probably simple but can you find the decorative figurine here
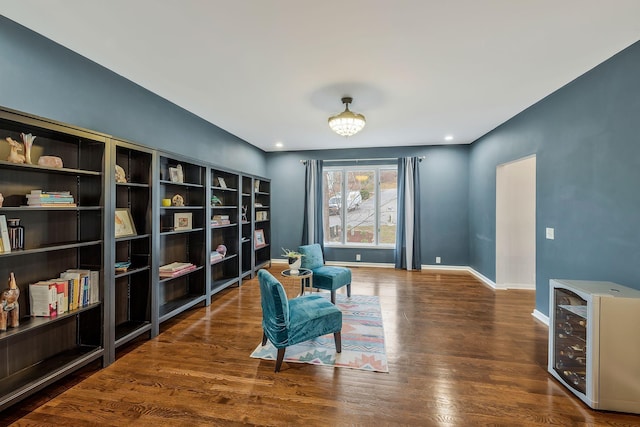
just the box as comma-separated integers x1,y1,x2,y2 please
216,244,227,258
115,164,127,183
38,156,63,168
172,194,184,207
20,133,35,165
0,272,20,330
5,137,25,164
242,205,248,223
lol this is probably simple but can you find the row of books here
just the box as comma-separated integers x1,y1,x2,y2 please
29,269,99,317
159,262,196,278
25,190,77,207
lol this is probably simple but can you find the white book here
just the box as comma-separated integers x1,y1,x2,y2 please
29,281,58,317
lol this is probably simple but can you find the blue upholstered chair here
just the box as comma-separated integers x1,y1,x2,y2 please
258,269,342,372
298,243,352,304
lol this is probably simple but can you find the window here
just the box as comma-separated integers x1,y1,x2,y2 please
323,165,397,246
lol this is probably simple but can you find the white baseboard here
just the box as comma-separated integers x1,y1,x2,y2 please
465,267,497,289
532,309,549,326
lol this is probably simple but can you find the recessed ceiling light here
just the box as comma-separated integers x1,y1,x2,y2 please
444,135,454,141
275,142,284,148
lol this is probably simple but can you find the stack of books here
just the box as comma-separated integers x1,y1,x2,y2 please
159,262,196,278
211,214,230,226
210,251,224,263
25,190,76,207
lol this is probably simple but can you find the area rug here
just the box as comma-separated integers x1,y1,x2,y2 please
250,294,388,372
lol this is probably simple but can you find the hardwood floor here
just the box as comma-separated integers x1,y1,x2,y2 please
3,266,640,426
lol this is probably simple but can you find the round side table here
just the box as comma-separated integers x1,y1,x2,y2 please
281,268,313,297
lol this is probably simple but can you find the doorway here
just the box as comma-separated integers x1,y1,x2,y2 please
496,155,536,289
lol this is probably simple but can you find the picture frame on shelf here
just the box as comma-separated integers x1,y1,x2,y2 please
174,212,193,231
115,208,137,238
0,215,11,253
254,179,260,193
254,229,266,249
218,177,227,188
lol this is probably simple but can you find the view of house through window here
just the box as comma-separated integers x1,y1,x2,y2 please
323,166,397,246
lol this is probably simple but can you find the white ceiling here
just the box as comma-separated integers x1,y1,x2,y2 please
2,1,640,152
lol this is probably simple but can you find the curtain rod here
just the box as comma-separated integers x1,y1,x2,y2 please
300,156,424,164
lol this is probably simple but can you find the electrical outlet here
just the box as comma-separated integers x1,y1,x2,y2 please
356,254,361,261
435,256,441,264
546,227,555,240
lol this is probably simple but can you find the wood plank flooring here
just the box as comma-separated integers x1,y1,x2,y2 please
3,266,640,426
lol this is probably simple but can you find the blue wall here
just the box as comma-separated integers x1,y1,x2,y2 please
0,16,266,175
4,15,639,317
469,41,640,315
267,145,470,266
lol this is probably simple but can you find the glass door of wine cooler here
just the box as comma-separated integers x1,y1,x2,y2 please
553,288,588,394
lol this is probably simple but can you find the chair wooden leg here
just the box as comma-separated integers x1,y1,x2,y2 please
262,331,268,346
275,348,286,372
331,291,336,304
347,283,351,297
334,332,342,353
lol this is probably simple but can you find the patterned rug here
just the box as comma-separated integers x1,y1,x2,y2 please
250,294,388,372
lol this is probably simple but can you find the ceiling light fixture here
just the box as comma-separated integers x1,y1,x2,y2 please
445,135,454,141
328,97,366,137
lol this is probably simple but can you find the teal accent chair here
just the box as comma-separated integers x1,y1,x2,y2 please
298,243,352,304
258,269,342,372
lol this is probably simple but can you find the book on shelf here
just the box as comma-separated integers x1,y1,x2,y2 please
159,264,196,278
60,271,82,310
159,262,196,277
160,262,195,272
25,190,76,207
210,252,223,262
29,281,59,317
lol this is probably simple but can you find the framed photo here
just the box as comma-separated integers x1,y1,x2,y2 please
254,179,261,193
115,208,137,238
218,177,227,188
174,212,193,231
254,229,266,249
0,215,11,253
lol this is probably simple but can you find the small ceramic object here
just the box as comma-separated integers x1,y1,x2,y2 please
20,133,36,164
162,198,171,207
115,164,127,183
0,272,20,330
172,194,184,207
216,244,227,257
5,137,25,164
37,156,63,168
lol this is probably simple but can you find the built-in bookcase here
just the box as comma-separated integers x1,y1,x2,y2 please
0,105,272,411
111,139,154,355
156,155,207,326
241,175,254,279
210,168,240,295
253,177,271,271
0,107,106,411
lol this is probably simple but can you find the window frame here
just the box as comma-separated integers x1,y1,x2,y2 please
323,164,397,248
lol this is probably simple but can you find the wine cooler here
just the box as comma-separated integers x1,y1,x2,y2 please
548,279,640,413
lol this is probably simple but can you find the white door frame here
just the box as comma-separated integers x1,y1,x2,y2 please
496,155,536,290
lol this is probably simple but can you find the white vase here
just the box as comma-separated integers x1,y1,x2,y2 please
288,257,302,274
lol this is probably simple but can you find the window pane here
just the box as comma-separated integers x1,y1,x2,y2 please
379,169,397,245
346,170,375,244
323,170,343,243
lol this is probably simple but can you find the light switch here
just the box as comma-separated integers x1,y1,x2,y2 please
546,227,555,240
